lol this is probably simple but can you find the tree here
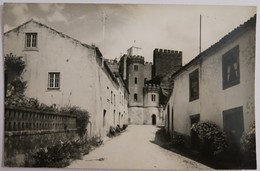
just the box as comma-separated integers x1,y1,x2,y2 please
5,53,26,97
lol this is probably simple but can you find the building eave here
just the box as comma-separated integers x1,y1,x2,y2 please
4,18,94,50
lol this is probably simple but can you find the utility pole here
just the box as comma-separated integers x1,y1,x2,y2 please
102,11,107,55
199,14,202,54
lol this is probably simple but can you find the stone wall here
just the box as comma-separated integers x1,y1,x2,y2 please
4,107,78,167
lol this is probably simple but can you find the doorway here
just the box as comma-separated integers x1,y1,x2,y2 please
152,114,156,125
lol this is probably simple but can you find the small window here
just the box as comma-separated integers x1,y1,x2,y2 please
48,72,60,89
135,77,137,84
114,94,116,106
134,93,138,102
111,91,113,104
151,94,156,101
134,65,138,71
103,110,106,127
190,114,200,126
25,33,37,48
144,78,147,84
107,87,110,101
222,45,240,89
189,69,199,101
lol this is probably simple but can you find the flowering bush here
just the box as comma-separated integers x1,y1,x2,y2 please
240,122,256,168
191,121,228,156
171,134,185,149
32,137,102,167
60,106,90,138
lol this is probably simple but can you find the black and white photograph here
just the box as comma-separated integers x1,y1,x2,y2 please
1,1,257,169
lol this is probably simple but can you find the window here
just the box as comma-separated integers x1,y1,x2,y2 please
134,65,138,71
103,110,106,127
107,87,110,102
151,94,156,101
190,114,200,126
119,92,121,104
135,77,137,84
114,94,116,106
222,45,240,89
223,106,244,149
144,78,147,84
25,33,37,48
134,93,138,102
48,72,60,89
111,91,113,104
189,69,199,101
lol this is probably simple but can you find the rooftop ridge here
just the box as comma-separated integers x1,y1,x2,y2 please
4,18,93,49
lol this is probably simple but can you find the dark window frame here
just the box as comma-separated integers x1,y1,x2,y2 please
134,77,137,84
222,45,240,90
48,72,60,90
134,93,138,102
190,114,200,126
25,33,38,49
151,94,156,101
189,69,199,101
134,65,138,71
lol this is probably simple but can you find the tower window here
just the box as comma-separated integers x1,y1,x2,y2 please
134,94,138,102
134,65,138,71
135,77,137,84
151,94,156,101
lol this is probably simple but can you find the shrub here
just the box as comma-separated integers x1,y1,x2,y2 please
32,137,102,167
122,124,128,130
116,125,121,133
5,53,25,75
240,122,256,168
109,126,117,136
171,134,185,149
191,121,228,157
60,106,90,138
33,141,70,167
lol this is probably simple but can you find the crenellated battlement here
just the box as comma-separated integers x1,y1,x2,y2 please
144,83,160,93
127,55,145,65
154,48,182,57
145,62,153,65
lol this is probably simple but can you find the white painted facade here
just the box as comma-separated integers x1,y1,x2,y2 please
164,16,256,142
4,19,129,138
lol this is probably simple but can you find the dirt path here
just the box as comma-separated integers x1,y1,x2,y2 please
68,125,211,170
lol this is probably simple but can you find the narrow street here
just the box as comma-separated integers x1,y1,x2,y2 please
68,125,211,170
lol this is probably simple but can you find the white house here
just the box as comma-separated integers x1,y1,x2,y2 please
4,19,129,138
164,15,256,147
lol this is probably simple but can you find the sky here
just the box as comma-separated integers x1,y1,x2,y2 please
3,3,256,63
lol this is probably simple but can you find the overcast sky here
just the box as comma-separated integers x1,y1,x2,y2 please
3,3,256,63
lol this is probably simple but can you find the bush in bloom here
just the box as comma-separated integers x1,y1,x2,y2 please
191,121,228,157
240,122,256,168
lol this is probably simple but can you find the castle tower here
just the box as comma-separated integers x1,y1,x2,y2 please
127,55,145,107
126,55,145,124
143,84,161,125
153,49,183,77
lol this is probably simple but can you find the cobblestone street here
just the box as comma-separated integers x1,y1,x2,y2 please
68,125,211,170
